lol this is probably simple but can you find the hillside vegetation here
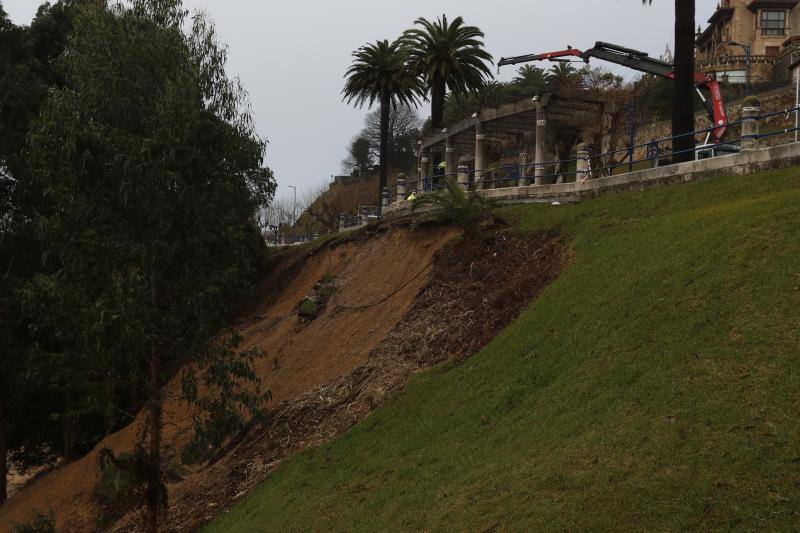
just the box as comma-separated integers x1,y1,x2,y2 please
208,168,800,531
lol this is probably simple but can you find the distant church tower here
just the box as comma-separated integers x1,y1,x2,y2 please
661,44,674,64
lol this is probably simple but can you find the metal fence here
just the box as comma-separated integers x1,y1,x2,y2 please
266,234,320,247
384,104,800,203
339,205,379,232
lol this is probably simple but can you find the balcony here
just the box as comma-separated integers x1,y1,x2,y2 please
696,55,777,69
747,0,800,11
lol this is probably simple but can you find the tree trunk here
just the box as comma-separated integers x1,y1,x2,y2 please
430,75,446,129
0,403,7,505
378,93,390,210
145,351,162,533
145,272,163,533
62,391,76,463
673,0,696,163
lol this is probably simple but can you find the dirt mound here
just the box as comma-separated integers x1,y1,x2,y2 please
117,226,569,532
0,224,456,532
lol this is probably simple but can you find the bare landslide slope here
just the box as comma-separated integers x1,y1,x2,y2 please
0,225,454,531
151,226,567,532
1,222,568,532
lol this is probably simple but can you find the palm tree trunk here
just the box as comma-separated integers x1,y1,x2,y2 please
673,0,696,163
379,93,390,209
431,75,446,129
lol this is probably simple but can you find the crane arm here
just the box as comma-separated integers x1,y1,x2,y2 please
498,41,729,143
498,47,583,69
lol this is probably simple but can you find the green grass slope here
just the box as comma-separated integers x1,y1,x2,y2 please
208,169,800,532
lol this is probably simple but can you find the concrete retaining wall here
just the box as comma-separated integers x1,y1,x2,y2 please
383,141,800,216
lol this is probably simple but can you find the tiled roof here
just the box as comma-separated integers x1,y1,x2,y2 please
707,7,734,26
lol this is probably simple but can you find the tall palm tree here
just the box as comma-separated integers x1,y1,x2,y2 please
645,0,696,162
401,15,493,129
444,92,477,124
546,62,581,92
343,39,423,207
444,81,508,124
513,65,548,97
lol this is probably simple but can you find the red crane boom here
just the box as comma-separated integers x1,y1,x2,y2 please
499,41,728,143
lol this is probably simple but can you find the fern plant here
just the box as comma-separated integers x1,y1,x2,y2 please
410,178,495,232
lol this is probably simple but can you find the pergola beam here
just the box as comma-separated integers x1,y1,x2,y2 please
418,93,607,187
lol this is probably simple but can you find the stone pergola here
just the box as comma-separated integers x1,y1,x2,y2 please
417,93,604,189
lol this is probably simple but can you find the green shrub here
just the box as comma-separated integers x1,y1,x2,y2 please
411,178,495,233
13,512,57,533
94,447,150,527
298,298,319,320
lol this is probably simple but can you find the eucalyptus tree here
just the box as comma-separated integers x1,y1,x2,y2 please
343,39,423,207
24,1,274,529
400,14,493,129
0,0,80,503
644,0,696,162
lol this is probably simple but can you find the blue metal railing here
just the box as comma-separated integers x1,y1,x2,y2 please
379,104,800,207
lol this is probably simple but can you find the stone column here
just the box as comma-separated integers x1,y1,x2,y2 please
338,213,346,233
534,104,548,185
475,123,487,189
416,140,423,180
576,143,590,183
457,161,470,191
517,152,528,187
420,151,430,192
741,96,761,151
381,187,389,209
396,174,406,202
445,130,457,181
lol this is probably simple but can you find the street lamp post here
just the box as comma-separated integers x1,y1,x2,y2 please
724,41,752,96
288,185,297,244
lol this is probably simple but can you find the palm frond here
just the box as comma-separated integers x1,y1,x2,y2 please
399,14,493,98
410,178,495,232
342,39,425,110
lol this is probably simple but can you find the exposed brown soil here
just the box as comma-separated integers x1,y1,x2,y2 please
118,226,569,532
0,223,569,532
0,224,454,532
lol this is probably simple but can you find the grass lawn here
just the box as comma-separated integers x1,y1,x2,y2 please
208,167,800,531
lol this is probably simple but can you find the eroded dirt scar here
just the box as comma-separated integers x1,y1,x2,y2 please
1,221,570,533
139,223,570,533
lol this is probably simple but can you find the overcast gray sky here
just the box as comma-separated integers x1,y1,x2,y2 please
3,0,717,201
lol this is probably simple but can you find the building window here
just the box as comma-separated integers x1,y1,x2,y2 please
761,10,786,36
